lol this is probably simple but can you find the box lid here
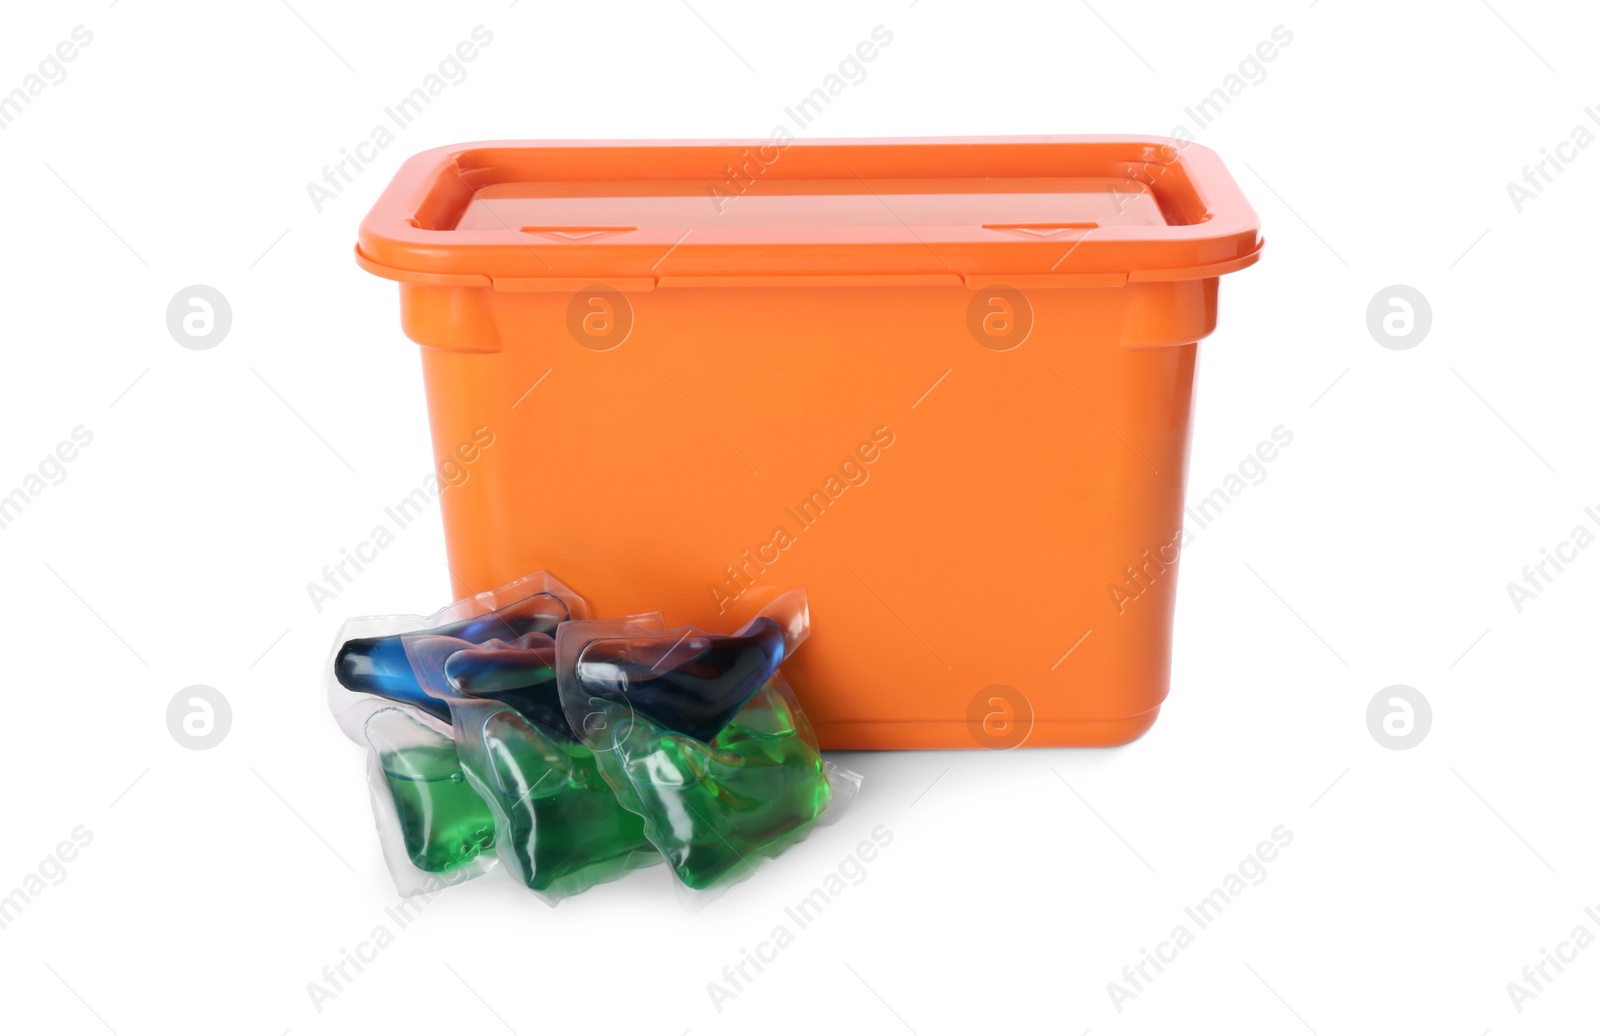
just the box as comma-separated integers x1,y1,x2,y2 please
356,137,1262,290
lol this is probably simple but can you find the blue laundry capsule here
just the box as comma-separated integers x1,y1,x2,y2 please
573,616,787,743
443,638,576,741
334,592,570,720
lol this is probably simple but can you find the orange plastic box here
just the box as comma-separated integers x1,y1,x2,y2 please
357,137,1261,750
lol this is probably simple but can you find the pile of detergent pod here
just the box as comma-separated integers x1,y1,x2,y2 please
326,572,853,903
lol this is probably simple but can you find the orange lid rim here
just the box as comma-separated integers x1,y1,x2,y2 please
356,136,1262,289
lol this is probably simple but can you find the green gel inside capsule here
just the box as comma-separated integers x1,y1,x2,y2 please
600,681,832,890
369,711,495,873
475,709,654,893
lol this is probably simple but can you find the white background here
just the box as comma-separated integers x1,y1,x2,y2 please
1,1,1595,1033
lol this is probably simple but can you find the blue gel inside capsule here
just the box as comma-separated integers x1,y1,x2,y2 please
444,640,576,742
334,592,570,721
573,616,787,743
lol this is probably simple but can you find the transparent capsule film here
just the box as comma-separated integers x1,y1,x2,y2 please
329,582,579,739
363,708,496,893
427,695,652,903
333,576,847,903
404,619,668,902
563,596,803,743
554,597,850,896
327,582,655,747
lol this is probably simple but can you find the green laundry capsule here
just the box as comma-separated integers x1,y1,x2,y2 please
367,709,495,874
465,708,656,895
598,677,832,890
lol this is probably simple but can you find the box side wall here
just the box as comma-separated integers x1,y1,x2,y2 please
410,281,1210,748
